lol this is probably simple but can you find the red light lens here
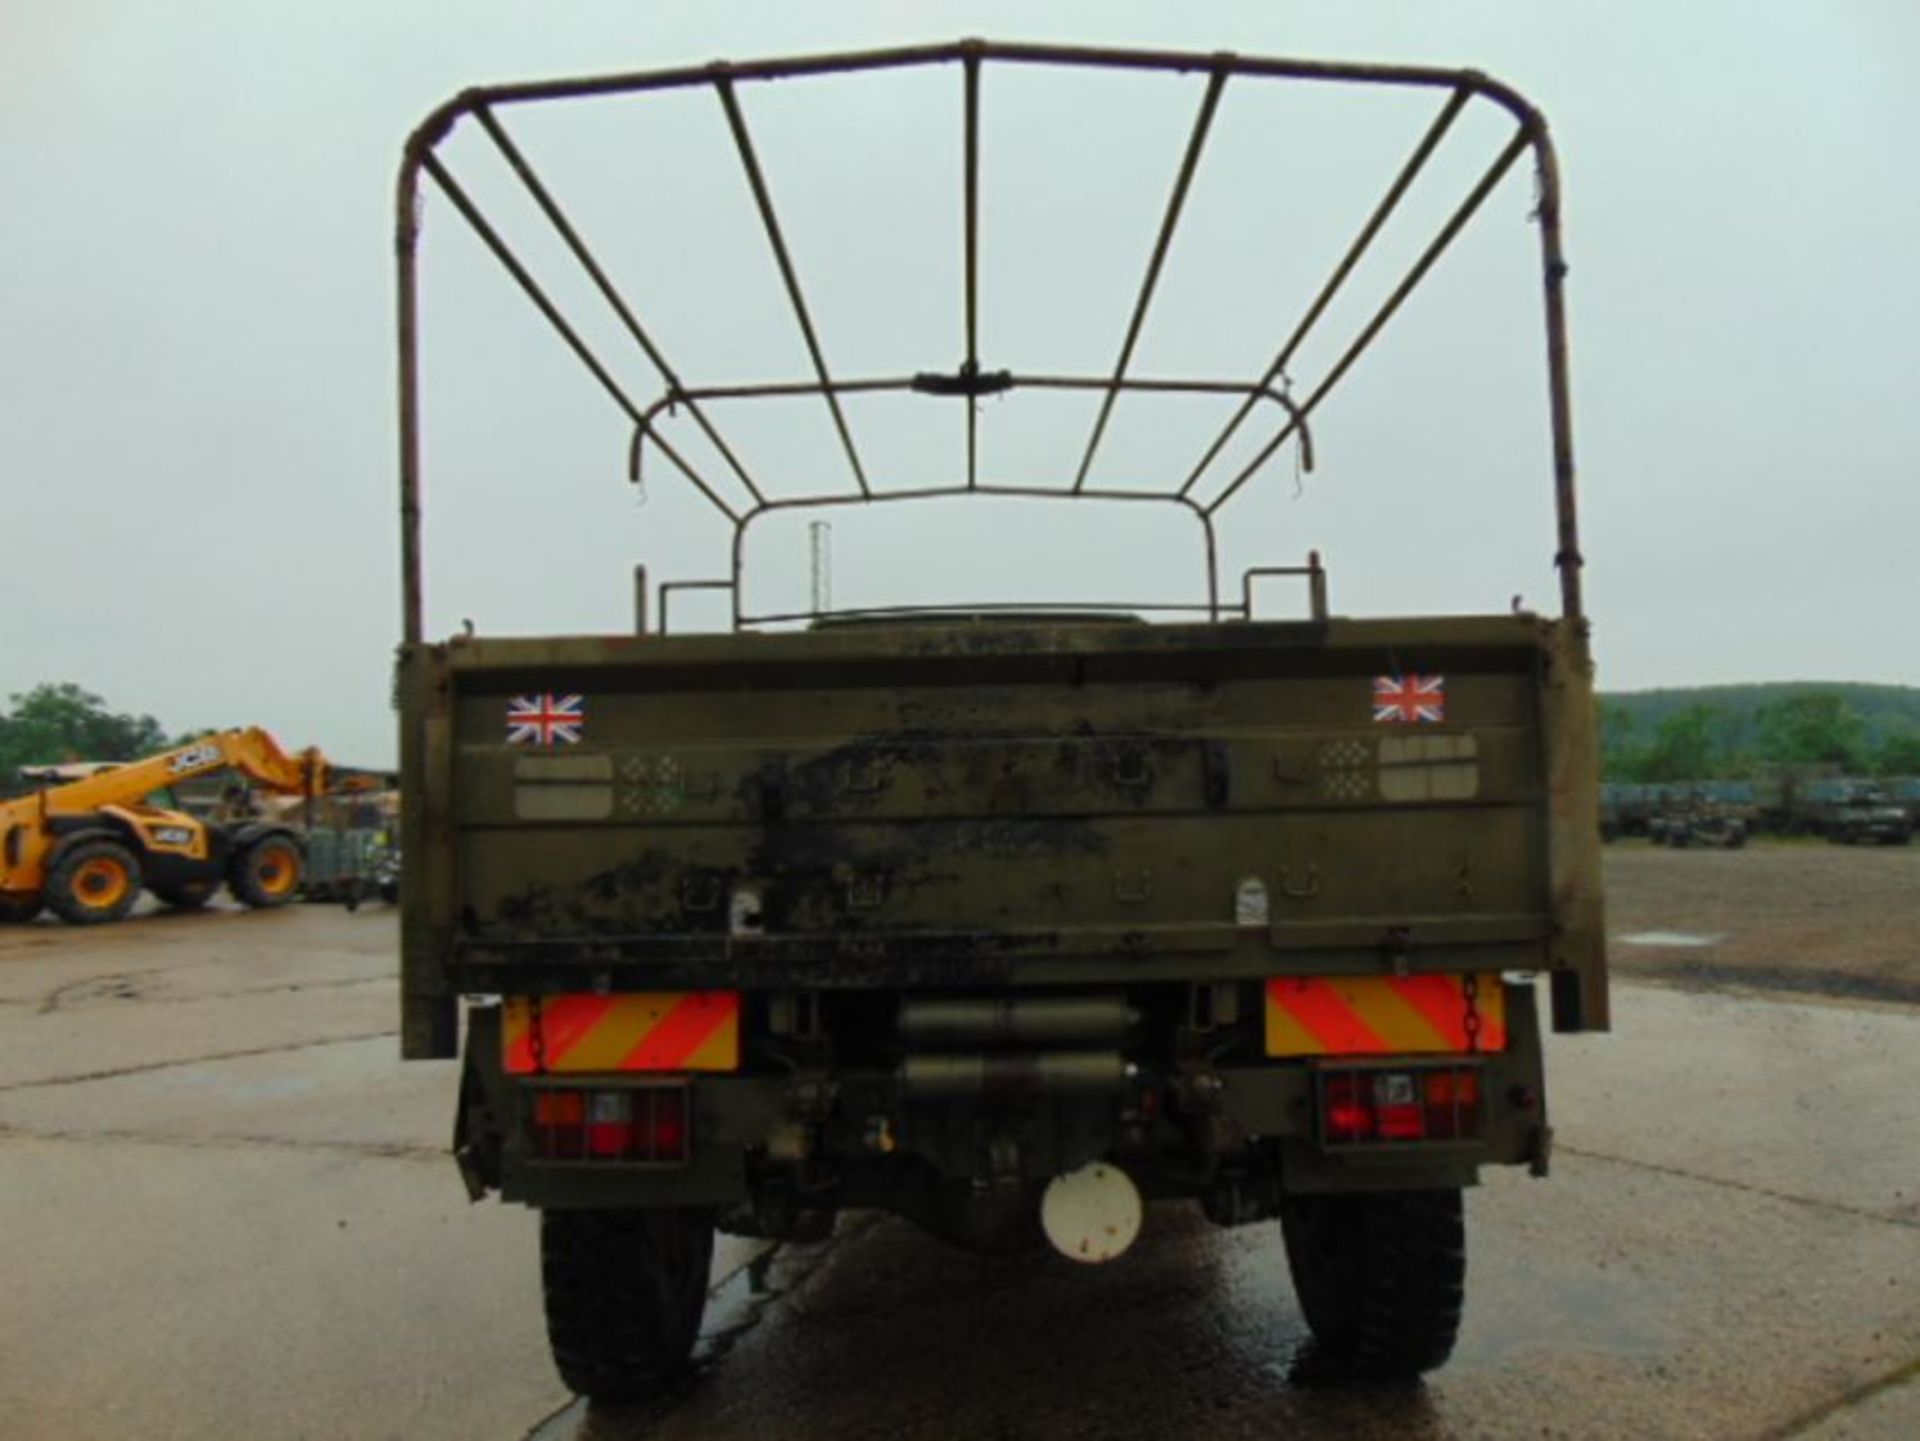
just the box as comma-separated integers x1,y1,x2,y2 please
1375,1102,1426,1140
1422,1070,1479,1106
1421,1068,1481,1139
1371,1071,1425,1141
532,1090,587,1159
587,1121,634,1156
645,1091,689,1160
1322,1075,1374,1141
535,1091,585,1126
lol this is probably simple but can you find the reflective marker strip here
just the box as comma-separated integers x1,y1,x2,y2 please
1264,975,1506,1057
503,993,740,1073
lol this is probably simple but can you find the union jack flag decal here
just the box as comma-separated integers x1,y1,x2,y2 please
506,693,585,746
1373,674,1445,724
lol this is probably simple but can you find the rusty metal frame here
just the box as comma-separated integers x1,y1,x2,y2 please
396,39,1583,639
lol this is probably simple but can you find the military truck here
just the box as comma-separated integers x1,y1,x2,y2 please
1646,790,1749,849
394,42,1607,1399
1824,783,1912,846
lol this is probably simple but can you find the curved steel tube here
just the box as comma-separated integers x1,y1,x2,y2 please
396,40,1580,641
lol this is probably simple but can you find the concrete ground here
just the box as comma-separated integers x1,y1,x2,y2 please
1,904,1916,1441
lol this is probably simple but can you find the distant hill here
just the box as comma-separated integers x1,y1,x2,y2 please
1600,683,1920,748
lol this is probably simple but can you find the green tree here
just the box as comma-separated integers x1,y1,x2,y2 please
1754,692,1867,771
0,684,170,773
1637,704,1722,782
1596,700,1640,779
1874,722,1920,777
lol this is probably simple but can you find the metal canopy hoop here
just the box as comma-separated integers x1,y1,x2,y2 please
395,39,1582,641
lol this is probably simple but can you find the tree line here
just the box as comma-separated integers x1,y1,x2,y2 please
1600,691,1920,782
0,683,183,776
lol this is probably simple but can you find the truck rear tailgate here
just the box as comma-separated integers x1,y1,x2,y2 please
398,613,1605,1055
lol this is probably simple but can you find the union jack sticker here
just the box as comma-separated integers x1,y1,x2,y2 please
1373,674,1445,724
506,693,585,746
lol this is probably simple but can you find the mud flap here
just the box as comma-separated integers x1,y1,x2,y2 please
453,1004,504,1201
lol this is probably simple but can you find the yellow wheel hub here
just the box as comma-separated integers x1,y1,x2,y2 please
255,848,298,896
74,857,131,909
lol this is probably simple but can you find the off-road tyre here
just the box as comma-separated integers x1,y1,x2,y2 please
151,881,217,910
45,839,143,925
229,834,303,908
0,895,45,923
1280,1187,1465,1381
541,1208,715,1404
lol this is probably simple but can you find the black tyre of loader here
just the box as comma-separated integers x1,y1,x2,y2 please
541,1208,715,1404
1279,1187,1466,1381
45,839,143,925
229,834,303,908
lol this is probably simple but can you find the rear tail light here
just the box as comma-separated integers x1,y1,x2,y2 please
1318,1065,1482,1145
1422,1068,1480,1139
1322,1074,1374,1142
586,1091,632,1158
1373,1071,1425,1141
531,1085,690,1163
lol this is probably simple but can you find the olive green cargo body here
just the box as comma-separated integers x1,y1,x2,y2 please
401,610,1603,1220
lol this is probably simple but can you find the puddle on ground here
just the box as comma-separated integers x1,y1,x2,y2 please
1616,931,1727,948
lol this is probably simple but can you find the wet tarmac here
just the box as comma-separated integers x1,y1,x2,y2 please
2,905,1916,1440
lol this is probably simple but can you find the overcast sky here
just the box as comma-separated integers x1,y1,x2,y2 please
2,3,1916,765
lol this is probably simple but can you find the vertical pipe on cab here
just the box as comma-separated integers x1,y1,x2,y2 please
1529,129,1584,621
396,138,429,646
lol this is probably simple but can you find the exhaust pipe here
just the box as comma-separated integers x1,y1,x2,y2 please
899,1051,1126,1099
898,996,1137,1046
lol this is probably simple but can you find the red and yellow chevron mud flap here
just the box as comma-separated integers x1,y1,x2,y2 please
502,992,740,1074
1265,974,1507,1057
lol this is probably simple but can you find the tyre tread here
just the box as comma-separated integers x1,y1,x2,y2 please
541,1208,714,1404
1281,1187,1465,1380
45,839,142,925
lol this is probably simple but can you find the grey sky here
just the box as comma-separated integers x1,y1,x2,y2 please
2,3,1916,766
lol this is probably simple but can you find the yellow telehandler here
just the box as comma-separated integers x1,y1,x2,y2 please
0,727,354,924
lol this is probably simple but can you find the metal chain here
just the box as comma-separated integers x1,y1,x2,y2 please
528,994,548,1075
1461,973,1482,1055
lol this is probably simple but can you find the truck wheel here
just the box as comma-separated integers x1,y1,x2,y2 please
151,881,217,910
230,836,303,908
541,1208,714,1404
1279,1187,1465,1380
46,840,143,925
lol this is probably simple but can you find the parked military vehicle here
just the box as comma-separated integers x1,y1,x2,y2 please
1646,791,1749,849
1825,784,1912,846
1649,810,1748,849
394,42,1607,1399
1599,782,1656,841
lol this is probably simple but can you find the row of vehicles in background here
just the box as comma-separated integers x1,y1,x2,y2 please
0,728,398,924
1601,774,1918,847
